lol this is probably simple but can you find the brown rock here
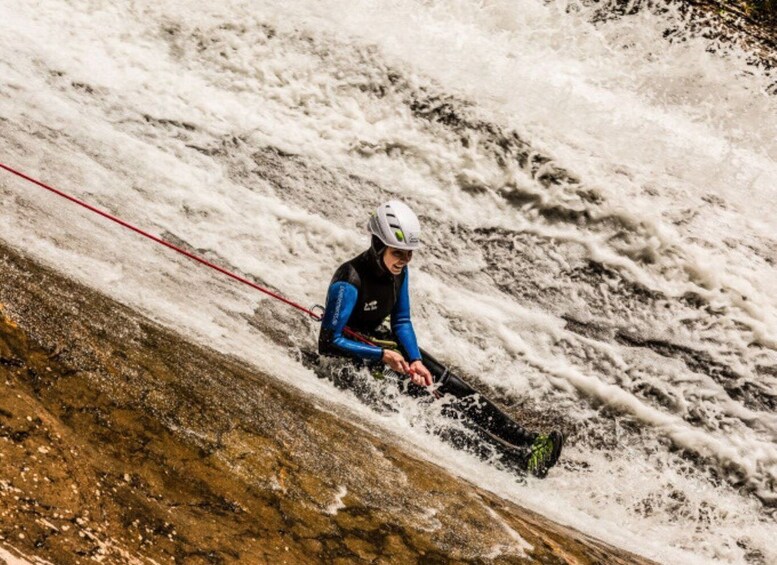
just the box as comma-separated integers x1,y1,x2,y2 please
0,242,655,564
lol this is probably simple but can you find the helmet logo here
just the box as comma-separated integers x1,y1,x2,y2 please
395,229,405,242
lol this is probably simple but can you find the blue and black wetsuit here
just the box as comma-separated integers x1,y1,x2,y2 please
318,243,421,363
318,240,537,450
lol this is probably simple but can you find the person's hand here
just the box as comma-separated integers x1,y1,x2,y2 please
409,360,433,387
382,349,410,375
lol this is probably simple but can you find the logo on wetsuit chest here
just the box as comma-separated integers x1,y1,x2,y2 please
363,300,378,312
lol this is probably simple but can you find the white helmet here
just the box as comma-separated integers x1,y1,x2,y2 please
367,200,421,251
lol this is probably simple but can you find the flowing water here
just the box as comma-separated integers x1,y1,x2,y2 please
1,0,776,562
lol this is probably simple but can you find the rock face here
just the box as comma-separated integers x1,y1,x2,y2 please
0,242,655,564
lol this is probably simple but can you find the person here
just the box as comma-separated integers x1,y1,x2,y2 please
318,200,563,478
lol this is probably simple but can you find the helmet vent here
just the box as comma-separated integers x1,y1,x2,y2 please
368,200,421,251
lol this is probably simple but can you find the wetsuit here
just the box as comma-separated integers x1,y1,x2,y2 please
318,240,537,449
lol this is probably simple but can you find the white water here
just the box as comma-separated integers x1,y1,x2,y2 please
1,0,776,562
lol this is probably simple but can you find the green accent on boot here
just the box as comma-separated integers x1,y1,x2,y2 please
526,431,563,478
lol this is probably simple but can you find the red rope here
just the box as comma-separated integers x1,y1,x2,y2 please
0,161,373,344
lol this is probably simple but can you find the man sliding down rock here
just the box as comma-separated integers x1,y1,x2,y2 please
318,200,563,478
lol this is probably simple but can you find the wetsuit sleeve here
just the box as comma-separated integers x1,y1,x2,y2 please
320,281,384,361
391,270,422,362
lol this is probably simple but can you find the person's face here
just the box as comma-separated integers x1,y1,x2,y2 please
383,247,413,275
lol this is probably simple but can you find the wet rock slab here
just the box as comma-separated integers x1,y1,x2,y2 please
0,242,654,564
